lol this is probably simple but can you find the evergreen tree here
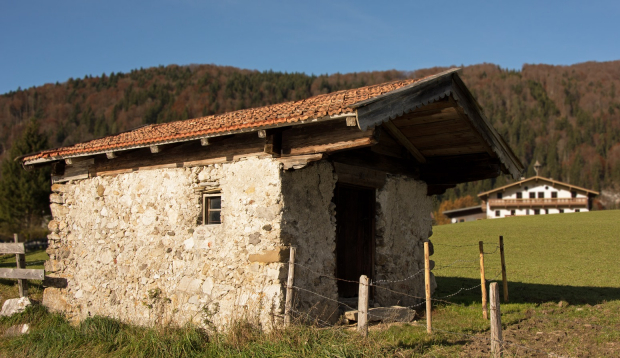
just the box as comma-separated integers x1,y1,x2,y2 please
0,119,51,235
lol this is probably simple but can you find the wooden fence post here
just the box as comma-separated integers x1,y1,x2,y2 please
424,241,432,334
479,241,488,320
357,275,369,337
490,282,503,357
284,246,296,327
14,234,28,297
499,236,508,303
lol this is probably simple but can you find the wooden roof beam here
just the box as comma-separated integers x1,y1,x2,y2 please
382,121,426,163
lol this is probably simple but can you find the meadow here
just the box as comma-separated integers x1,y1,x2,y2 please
0,211,618,357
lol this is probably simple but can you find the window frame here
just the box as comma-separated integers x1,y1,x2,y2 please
202,193,222,225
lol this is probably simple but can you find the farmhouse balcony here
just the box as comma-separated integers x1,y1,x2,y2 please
488,198,588,208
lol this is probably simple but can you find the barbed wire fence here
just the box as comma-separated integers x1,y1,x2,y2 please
280,235,578,357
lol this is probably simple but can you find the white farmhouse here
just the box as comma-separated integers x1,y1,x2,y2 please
478,176,599,219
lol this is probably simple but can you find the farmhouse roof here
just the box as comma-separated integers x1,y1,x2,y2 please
21,68,524,188
441,205,483,218
478,176,599,200
22,72,448,163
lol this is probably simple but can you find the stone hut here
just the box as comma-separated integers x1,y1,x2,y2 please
22,68,523,329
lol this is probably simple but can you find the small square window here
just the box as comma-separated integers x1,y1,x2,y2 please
575,209,580,213
203,194,222,225
516,192,522,199
510,210,516,215
534,209,540,215
571,191,577,198
497,193,503,199
538,192,544,198
545,209,549,214
495,210,500,217
529,192,536,199
551,192,557,198
559,209,564,213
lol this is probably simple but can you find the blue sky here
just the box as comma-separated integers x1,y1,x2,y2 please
1,0,619,94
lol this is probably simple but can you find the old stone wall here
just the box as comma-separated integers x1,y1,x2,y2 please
45,157,287,330
280,161,339,323
374,175,436,307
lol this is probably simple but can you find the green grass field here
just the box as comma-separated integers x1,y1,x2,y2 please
0,211,618,357
432,210,620,305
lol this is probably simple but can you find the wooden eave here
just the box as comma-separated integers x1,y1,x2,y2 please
351,69,523,188
478,176,599,200
26,68,522,195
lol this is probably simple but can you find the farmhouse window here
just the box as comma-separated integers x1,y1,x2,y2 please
538,192,544,198
545,209,549,214
497,193,502,199
529,192,536,199
575,209,580,212
203,194,222,225
534,209,540,215
571,191,577,198
510,210,516,215
551,192,557,198
495,210,500,217
516,192,522,199
559,209,564,213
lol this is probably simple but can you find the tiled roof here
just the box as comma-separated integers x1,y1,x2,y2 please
478,176,599,197
23,77,428,162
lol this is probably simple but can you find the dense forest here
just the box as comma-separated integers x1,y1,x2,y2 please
1,61,620,234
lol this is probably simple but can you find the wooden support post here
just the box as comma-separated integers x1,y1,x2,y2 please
490,282,503,357
499,236,508,303
424,241,432,334
14,234,28,297
357,275,369,337
284,246,296,327
264,131,282,157
479,241,488,320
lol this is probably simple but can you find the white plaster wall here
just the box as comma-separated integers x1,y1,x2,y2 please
488,181,589,219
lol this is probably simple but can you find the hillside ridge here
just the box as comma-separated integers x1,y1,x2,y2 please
2,61,620,205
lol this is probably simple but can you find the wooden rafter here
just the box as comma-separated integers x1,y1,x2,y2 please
381,121,426,163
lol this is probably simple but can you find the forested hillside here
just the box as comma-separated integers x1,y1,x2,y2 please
1,61,620,210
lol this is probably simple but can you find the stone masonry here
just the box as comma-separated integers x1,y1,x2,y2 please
44,156,435,330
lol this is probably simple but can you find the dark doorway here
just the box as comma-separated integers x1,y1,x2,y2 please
334,183,375,298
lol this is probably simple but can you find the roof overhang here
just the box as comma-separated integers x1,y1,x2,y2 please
478,176,599,200
351,68,523,180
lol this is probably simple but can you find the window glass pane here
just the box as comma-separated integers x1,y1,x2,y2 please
209,196,221,209
208,210,221,224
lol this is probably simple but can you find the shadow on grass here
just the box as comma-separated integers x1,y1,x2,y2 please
435,276,620,305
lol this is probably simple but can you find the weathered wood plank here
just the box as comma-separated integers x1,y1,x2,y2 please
281,119,374,154
356,74,454,131
285,137,375,156
391,107,459,127
333,162,386,189
420,145,487,157
409,130,481,150
0,243,25,254
92,133,265,175
278,154,323,170
382,121,426,163
0,268,44,280
398,118,470,138
330,148,420,178
370,127,406,158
